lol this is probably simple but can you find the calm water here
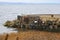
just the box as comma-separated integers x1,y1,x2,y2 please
0,4,60,34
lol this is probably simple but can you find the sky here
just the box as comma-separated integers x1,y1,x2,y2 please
0,0,60,3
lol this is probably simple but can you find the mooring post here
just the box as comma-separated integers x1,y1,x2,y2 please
16,37,19,40
5,34,8,40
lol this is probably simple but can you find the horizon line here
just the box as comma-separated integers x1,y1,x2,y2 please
0,2,60,4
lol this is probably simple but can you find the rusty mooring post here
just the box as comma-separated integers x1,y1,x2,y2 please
16,37,19,40
5,34,8,40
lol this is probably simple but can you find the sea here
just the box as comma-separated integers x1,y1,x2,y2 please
0,4,60,34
